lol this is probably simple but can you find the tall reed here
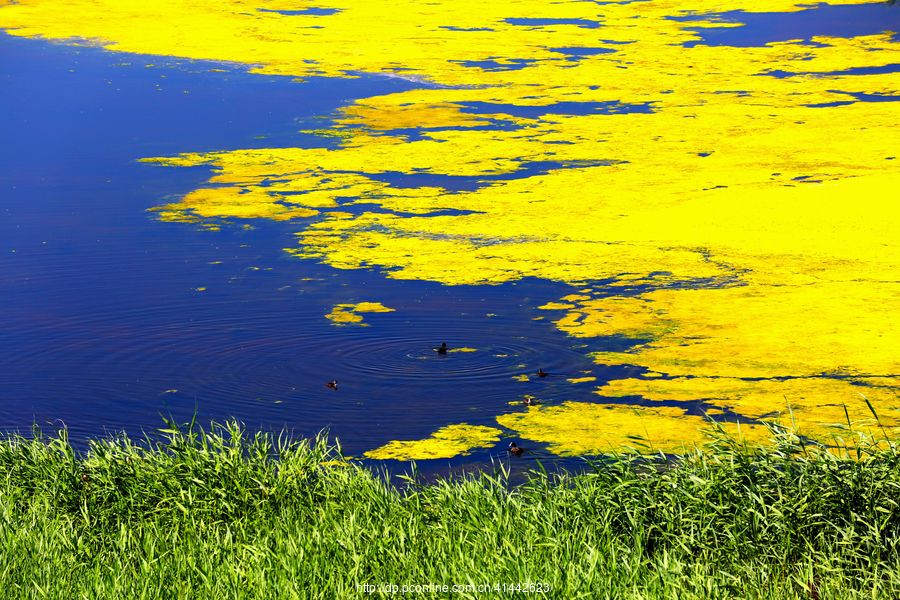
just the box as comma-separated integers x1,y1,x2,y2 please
2,419,899,598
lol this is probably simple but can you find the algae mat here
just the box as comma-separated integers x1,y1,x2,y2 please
3,0,898,457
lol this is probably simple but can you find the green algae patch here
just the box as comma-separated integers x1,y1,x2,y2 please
364,424,501,460
325,301,395,326
496,402,772,455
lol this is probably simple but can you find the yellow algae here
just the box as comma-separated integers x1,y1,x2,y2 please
448,347,477,353
561,294,592,303
340,102,490,132
325,306,364,325
512,374,530,382
325,301,395,326
5,0,899,451
347,301,394,313
364,424,502,460
582,280,899,380
496,402,771,455
148,179,320,223
194,287,207,292
537,302,575,311
597,377,900,442
854,377,900,391
567,376,597,384
714,422,777,447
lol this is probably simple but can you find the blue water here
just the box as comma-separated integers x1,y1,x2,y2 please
2,1,894,475
455,58,537,71
0,33,648,475
505,17,602,29
257,7,341,16
550,46,618,62
766,63,900,77
452,46,619,71
675,2,900,47
365,160,619,192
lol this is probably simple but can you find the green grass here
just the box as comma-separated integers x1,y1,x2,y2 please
2,421,900,599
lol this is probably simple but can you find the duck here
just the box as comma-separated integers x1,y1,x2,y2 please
523,395,537,407
508,442,524,456
435,342,448,355
537,368,548,378
326,379,338,390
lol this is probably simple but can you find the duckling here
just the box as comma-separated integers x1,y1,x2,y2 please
435,342,448,355
326,379,338,390
508,442,524,456
537,368,548,378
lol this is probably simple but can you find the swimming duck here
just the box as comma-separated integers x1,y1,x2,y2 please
508,442,524,456
523,395,537,407
326,379,338,390
537,368,548,378
435,342,448,355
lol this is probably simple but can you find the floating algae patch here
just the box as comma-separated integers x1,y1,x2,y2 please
496,402,772,455
538,301,576,311
597,377,900,443
325,301,394,326
5,0,899,453
364,424,502,460
559,277,900,381
147,184,321,223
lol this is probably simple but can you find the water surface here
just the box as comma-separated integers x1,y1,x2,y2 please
2,0,899,471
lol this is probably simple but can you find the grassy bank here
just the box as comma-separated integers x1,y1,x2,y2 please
2,422,900,599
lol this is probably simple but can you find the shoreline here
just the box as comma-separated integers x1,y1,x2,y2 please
2,421,899,597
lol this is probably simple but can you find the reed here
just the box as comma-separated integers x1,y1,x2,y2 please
2,419,899,598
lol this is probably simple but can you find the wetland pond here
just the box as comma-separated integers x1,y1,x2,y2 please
1,0,899,477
